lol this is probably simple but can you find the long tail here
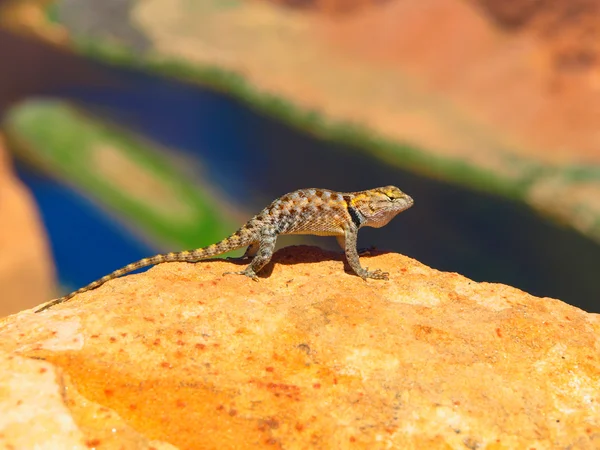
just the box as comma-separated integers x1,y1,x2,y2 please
35,230,255,313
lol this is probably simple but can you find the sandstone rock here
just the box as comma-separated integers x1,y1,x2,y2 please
1,246,599,449
473,0,600,71
0,134,55,316
265,0,389,14
0,351,175,449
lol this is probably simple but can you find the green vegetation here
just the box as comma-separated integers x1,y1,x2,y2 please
4,100,235,250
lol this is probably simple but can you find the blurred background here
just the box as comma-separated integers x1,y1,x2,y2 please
0,0,599,316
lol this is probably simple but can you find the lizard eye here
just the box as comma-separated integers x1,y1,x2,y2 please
379,186,403,201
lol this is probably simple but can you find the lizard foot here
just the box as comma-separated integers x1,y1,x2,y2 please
357,268,389,280
223,268,259,281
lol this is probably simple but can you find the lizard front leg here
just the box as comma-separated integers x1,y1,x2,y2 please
342,227,389,280
336,235,374,256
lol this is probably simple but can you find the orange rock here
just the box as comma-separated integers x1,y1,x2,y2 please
1,246,599,448
0,350,177,449
0,134,55,316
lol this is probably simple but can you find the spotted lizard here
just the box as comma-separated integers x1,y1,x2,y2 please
36,186,414,312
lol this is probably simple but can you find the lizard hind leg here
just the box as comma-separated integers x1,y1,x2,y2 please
223,231,277,281
225,241,259,262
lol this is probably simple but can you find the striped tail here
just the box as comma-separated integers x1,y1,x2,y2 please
35,230,255,313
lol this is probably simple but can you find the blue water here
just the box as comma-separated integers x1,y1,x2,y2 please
15,163,155,294
15,66,600,312
58,70,269,197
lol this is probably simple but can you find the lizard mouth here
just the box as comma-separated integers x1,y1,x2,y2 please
367,194,414,228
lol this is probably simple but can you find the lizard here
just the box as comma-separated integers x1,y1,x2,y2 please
35,186,413,313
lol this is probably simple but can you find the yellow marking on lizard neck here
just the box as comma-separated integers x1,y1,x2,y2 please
348,192,370,207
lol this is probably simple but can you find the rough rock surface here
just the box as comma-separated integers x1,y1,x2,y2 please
0,134,55,316
1,246,599,449
0,351,175,449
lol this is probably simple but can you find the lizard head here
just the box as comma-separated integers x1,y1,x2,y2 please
351,186,414,228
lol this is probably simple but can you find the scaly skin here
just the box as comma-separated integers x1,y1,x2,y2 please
36,186,414,312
